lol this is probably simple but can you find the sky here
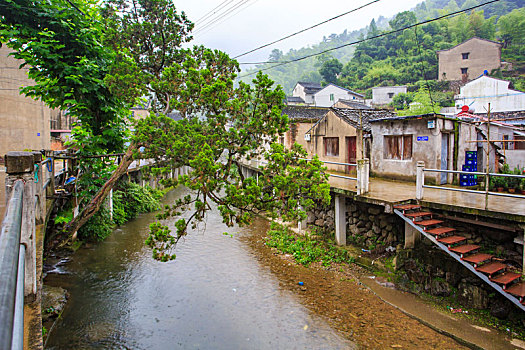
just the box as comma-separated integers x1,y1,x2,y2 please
175,0,424,67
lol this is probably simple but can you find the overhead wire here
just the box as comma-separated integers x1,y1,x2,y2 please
193,0,255,37
193,0,249,34
237,0,502,78
194,0,234,26
194,0,259,39
232,0,382,59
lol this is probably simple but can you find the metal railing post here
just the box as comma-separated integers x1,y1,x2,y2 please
416,161,425,200
0,180,24,350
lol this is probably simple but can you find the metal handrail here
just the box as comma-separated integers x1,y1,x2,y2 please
418,167,525,201
0,180,24,350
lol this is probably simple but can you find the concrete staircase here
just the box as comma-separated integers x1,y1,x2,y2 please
394,204,525,312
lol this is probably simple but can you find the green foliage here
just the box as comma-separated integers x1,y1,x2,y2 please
133,51,330,261
77,207,113,242
319,58,343,85
265,223,354,267
0,0,130,153
112,182,161,226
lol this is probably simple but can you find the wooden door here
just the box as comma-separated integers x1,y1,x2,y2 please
346,136,356,173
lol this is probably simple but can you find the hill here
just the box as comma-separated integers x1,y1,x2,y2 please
239,0,525,96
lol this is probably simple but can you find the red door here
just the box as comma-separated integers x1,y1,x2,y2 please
346,136,356,173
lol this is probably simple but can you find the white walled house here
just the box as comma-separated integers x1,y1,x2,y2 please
313,84,364,107
291,82,322,105
372,86,407,105
455,76,525,113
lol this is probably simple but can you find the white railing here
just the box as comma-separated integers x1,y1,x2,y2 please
416,161,525,209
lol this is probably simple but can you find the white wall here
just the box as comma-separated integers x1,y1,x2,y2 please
505,150,525,169
372,86,407,105
314,85,363,107
455,76,525,113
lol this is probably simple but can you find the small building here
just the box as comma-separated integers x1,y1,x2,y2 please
280,106,329,150
291,82,323,105
437,37,502,81
372,86,407,106
0,46,55,156
370,114,477,184
285,96,306,106
313,84,364,107
454,76,525,113
332,100,372,110
305,108,395,173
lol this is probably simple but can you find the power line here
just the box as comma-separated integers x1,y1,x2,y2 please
232,0,382,60
194,0,234,26
237,0,502,78
193,0,248,33
193,0,254,36
194,0,259,39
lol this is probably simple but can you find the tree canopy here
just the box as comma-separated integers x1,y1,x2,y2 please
0,0,330,259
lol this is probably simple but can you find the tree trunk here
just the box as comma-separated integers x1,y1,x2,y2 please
64,144,137,237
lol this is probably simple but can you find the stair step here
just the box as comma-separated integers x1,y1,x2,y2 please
476,262,507,278
491,272,522,289
438,235,466,246
450,244,480,258
416,219,444,230
507,282,525,302
426,227,456,237
394,204,421,211
405,211,433,219
462,253,493,267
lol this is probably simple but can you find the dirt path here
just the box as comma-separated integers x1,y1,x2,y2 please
242,233,468,349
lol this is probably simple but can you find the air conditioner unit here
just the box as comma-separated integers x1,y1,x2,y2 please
304,133,311,142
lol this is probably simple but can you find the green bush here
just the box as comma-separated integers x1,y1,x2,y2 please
77,207,113,241
112,181,162,226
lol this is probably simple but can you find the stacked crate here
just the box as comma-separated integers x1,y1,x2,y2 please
461,151,478,187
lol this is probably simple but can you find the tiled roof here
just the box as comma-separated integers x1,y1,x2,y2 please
370,113,446,123
332,108,396,131
283,106,329,121
285,96,305,104
296,81,323,94
336,100,372,110
317,84,365,98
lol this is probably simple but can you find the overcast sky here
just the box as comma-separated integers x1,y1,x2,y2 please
176,0,423,67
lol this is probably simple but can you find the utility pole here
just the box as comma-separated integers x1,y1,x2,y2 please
484,103,491,210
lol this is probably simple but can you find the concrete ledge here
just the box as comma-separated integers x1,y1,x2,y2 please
5,152,34,174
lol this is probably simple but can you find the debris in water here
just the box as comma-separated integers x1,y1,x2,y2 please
232,288,237,292
298,282,304,286
361,249,370,252
303,325,308,331
447,306,468,314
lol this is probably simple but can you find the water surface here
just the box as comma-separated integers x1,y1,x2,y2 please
46,187,354,349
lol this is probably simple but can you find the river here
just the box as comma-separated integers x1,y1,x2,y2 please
45,187,355,349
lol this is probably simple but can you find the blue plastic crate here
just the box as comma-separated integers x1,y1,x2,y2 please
466,159,477,166
466,151,477,160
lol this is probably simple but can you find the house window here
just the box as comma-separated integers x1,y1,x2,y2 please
279,136,285,145
330,93,334,101
461,67,468,75
324,137,339,157
388,92,394,99
462,52,470,59
384,135,412,160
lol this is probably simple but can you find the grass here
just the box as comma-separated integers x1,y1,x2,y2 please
264,222,355,267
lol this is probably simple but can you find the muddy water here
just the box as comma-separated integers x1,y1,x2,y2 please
45,187,355,349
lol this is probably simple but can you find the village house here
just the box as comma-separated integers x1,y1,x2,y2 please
304,108,394,173
372,86,407,106
438,37,502,82
0,46,56,158
457,111,525,171
370,114,478,184
312,84,365,107
280,105,329,150
290,82,322,105
454,75,525,114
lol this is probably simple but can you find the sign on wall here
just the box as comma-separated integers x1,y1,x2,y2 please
417,136,429,141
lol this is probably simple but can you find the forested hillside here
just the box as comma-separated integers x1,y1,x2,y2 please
240,0,525,98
